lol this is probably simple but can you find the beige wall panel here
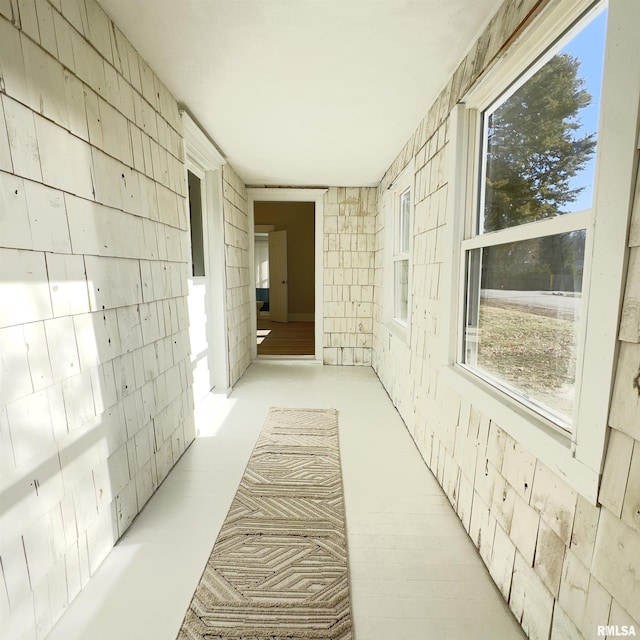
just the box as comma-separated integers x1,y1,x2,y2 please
489,523,516,599
0,173,31,249
510,551,554,640
24,180,71,253
0,95,12,171
619,246,640,343
3,95,43,181
533,519,565,598
0,248,52,327
608,341,640,439
0,16,30,104
509,493,539,565
590,508,640,622
21,33,69,127
558,548,589,627
599,429,634,517
620,440,640,533
629,160,640,247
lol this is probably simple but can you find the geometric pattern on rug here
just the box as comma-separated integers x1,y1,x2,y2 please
176,407,353,640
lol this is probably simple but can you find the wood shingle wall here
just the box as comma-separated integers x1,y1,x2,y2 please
0,0,195,636
372,0,640,637
323,186,377,366
222,165,251,386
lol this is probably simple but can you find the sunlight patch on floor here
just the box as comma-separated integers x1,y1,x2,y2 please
194,393,237,438
256,329,271,345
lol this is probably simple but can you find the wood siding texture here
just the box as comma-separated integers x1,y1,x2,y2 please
372,0,640,637
323,186,377,366
0,1,195,636
222,164,251,386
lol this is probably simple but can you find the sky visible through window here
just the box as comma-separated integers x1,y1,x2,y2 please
563,9,607,212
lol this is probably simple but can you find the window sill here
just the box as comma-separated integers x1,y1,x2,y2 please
384,318,410,345
440,364,600,503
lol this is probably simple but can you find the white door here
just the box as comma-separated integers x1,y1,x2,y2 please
268,230,288,323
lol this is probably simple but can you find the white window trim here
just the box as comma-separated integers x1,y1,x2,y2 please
183,111,231,394
441,0,640,503
383,159,414,342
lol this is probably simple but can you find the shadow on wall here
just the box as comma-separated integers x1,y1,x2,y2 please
0,266,195,637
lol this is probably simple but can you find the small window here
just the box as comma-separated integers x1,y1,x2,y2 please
188,170,205,277
385,161,413,336
394,186,411,323
461,7,607,430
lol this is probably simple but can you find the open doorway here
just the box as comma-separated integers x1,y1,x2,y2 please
254,202,315,356
247,188,326,362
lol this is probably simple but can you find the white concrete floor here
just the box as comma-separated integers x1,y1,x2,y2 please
47,362,525,640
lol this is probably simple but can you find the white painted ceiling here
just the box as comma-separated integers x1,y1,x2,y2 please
100,0,503,187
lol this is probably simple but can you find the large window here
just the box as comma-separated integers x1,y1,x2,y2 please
462,6,606,430
446,0,639,500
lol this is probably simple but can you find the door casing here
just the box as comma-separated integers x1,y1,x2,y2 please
184,112,230,394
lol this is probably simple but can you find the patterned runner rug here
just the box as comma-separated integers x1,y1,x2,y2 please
177,407,353,640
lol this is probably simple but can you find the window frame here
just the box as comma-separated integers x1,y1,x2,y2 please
441,0,640,503
393,185,411,323
461,20,602,427
384,161,415,341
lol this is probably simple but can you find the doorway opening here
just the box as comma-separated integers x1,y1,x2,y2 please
254,201,315,357
247,188,326,362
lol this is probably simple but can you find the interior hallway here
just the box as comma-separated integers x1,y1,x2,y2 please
46,363,524,640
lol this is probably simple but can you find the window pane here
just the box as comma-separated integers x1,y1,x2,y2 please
188,170,205,277
394,259,409,322
254,235,269,288
398,188,411,254
464,230,585,424
481,10,606,233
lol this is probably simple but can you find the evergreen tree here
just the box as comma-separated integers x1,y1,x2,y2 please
481,53,596,291
483,53,596,233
